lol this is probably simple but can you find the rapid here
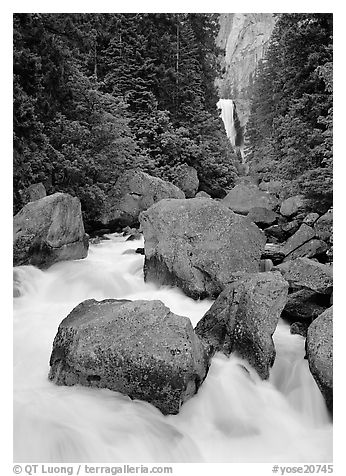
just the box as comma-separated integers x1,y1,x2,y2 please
13,234,332,463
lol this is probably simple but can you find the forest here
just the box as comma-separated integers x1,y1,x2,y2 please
13,13,333,226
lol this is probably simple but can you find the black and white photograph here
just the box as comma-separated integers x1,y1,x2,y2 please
11,4,335,473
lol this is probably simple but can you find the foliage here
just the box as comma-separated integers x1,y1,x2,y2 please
247,14,333,211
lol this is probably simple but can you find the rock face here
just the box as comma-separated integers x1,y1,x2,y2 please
275,258,333,295
13,192,89,268
280,195,308,218
306,307,333,412
195,272,288,379
216,13,276,126
221,184,278,215
173,165,199,198
195,190,211,199
49,299,209,415
140,198,266,299
23,182,46,204
101,170,184,229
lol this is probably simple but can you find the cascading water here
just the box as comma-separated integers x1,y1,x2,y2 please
13,234,332,463
217,98,246,164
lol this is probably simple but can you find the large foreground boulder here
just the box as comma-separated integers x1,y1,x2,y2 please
221,184,278,215
195,272,289,379
101,170,184,228
13,193,89,268
140,198,266,299
49,299,209,415
275,258,333,295
306,307,333,412
173,165,199,198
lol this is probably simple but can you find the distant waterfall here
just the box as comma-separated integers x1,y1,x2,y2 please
217,98,246,164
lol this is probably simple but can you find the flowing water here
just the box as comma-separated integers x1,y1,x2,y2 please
13,234,332,463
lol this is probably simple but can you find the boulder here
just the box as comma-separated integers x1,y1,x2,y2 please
282,289,329,323
261,243,285,265
281,224,316,257
101,170,184,229
306,307,333,412
221,184,278,215
258,180,282,196
283,239,328,262
314,210,333,242
290,322,309,338
140,198,266,299
264,219,301,243
173,165,199,198
275,258,333,295
280,195,308,218
13,192,89,268
195,272,289,379
195,191,211,199
49,299,209,415
22,182,46,204
247,207,278,228
303,213,320,227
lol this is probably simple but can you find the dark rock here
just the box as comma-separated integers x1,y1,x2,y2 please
195,272,288,379
140,198,266,299
48,299,209,415
221,184,278,215
261,243,285,265
275,258,333,295
306,307,333,412
303,213,320,227
283,239,329,262
101,169,184,228
126,233,142,241
280,195,309,218
13,192,88,268
282,289,329,323
314,210,333,242
173,165,199,198
247,207,278,227
290,322,309,338
135,248,145,255
281,224,316,257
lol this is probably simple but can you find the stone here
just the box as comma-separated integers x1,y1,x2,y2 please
306,307,333,412
13,192,89,268
281,224,316,257
282,289,329,323
280,195,308,218
140,198,266,299
221,184,278,215
258,180,282,196
195,272,289,379
290,322,309,338
173,165,199,198
283,239,329,262
23,182,46,203
101,169,184,229
275,258,333,295
261,243,285,265
314,210,333,242
49,299,209,415
303,213,320,227
195,191,211,199
247,207,278,227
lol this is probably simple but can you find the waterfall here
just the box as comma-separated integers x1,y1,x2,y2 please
13,234,332,463
217,98,246,164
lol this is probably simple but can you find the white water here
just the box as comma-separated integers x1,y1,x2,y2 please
13,234,332,463
217,98,246,163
